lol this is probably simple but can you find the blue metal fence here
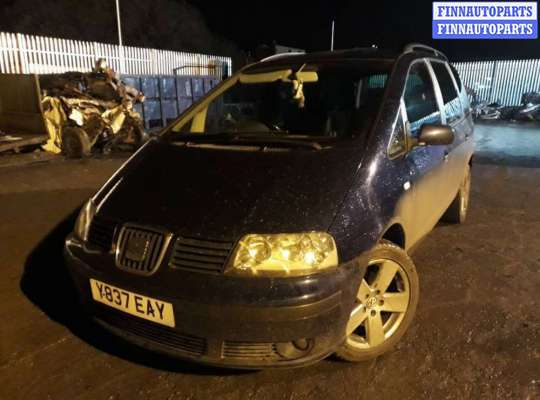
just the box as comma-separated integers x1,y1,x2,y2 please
454,59,540,106
122,74,221,130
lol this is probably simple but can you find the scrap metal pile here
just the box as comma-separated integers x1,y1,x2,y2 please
470,88,540,122
40,59,147,157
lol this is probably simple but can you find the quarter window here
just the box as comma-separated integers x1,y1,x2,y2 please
431,62,463,124
403,62,441,137
388,111,406,158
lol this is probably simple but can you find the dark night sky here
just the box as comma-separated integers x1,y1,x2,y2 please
193,0,540,62
2,0,539,63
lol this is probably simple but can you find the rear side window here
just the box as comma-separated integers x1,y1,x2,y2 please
367,74,387,89
403,62,441,137
449,63,471,114
449,64,462,91
430,62,463,124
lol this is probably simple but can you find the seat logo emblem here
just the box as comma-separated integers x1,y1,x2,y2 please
125,236,150,262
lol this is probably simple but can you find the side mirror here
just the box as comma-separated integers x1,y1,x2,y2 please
417,124,455,146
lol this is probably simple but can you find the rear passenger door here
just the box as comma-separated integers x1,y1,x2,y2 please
428,60,468,204
402,60,448,242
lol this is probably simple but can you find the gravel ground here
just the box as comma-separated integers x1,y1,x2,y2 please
0,127,539,399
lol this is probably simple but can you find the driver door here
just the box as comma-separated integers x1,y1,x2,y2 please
402,60,448,244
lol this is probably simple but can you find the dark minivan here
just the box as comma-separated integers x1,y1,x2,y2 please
65,44,474,368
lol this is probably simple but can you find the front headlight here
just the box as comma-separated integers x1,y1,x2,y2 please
74,198,96,242
226,232,338,277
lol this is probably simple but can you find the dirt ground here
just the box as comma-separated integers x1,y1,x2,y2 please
0,124,539,399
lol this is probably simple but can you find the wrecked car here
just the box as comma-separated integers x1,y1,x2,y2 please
40,60,147,158
64,44,474,368
468,88,540,122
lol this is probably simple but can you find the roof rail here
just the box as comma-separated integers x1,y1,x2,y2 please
261,52,306,62
403,43,448,60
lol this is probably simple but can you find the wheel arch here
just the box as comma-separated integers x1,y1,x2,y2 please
381,223,406,249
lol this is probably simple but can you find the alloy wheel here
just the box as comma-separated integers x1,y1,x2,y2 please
346,258,411,349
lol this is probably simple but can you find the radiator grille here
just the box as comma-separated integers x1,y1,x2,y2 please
87,216,116,251
115,226,170,275
169,236,233,273
96,308,207,356
222,341,280,360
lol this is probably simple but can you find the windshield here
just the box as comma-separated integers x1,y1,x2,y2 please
166,60,392,143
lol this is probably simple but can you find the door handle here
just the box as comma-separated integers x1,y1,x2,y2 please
444,151,449,162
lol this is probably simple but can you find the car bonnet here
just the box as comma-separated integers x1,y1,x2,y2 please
94,139,363,242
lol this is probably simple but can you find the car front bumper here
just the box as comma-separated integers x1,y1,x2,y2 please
64,236,367,369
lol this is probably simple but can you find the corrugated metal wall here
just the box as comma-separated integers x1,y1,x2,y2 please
0,31,232,77
122,74,221,130
454,59,540,105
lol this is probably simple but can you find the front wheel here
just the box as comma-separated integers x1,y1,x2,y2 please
61,126,92,158
335,240,419,362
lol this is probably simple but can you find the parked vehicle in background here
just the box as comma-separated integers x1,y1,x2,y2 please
512,92,540,121
64,44,474,368
471,101,502,120
470,89,540,122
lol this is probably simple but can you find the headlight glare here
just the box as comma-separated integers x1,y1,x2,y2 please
237,235,272,267
74,198,96,242
227,232,338,277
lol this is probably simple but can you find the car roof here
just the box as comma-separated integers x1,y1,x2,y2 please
243,45,448,73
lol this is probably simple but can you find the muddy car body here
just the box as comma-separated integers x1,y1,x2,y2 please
65,44,474,368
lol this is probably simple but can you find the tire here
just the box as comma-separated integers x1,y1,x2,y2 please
131,124,148,148
442,165,471,224
110,120,147,152
335,240,419,362
61,126,92,158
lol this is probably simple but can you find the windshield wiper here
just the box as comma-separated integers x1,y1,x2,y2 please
167,133,323,150
232,136,323,150
167,132,235,143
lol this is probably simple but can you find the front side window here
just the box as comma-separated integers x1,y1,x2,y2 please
167,61,393,144
430,61,463,124
403,62,441,137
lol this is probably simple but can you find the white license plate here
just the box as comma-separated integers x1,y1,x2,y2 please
90,279,175,327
